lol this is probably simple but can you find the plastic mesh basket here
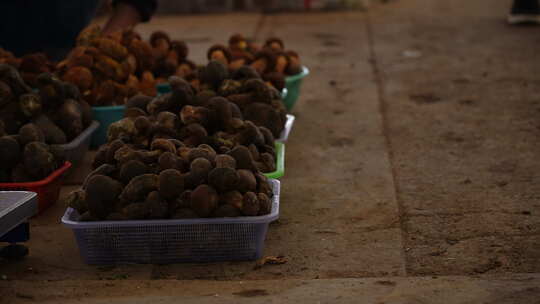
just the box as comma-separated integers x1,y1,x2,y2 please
62,180,280,265
0,162,72,215
57,121,99,169
283,66,310,111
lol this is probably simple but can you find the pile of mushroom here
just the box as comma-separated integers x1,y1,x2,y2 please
56,27,193,106
0,64,93,142
0,48,54,88
101,62,283,172
207,34,303,91
66,138,273,221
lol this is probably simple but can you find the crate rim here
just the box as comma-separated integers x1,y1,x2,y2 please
0,161,72,188
92,105,125,111
285,66,310,83
56,120,100,150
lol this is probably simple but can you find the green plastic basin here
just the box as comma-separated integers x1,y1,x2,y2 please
283,66,309,111
263,142,285,179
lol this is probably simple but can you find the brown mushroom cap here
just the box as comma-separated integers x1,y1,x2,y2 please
236,169,257,192
208,167,239,193
159,168,184,200
151,138,177,154
257,192,272,215
265,37,285,52
241,191,260,216
227,145,256,170
0,136,20,170
190,157,213,177
144,191,169,219
255,172,273,196
263,71,286,91
158,151,183,172
190,184,219,217
220,191,243,209
171,40,189,60
23,141,57,180
172,208,198,219
85,174,123,219
188,147,216,164
150,31,171,47
122,202,150,220
207,44,231,65
180,105,210,126
229,34,248,51
250,49,277,75
119,159,148,185
212,204,242,217
215,154,236,169
18,123,45,146
121,173,159,202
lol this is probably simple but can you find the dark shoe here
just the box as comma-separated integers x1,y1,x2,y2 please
508,0,540,24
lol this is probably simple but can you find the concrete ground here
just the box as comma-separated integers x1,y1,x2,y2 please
2,0,540,302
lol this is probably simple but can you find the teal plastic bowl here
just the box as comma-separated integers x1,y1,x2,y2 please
263,142,285,179
156,82,288,100
90,105,125,148
156,83,171,95
283,66,309,111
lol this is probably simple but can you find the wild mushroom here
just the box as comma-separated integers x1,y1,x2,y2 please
285,50,302,75
228,34,248,51
158,168,184,200
145,190,169,219
120,173,159,202
241,192,260,216
207,44,231,66
119,160,148,185
265,37,285,52
215,154,236,169
55,99,84,140
227,145,256,170
23,142,57,180
85,174,123,219
263,71,286,91
0,136,21,169
171,40,189,60
190,184,219,217
149,31,171,60
19,93,42,118
212,204,241,217
18,123,45,146
236,169,257,193
33,115,67,144
199,61,229,90
257,193,272,215
250,49,277,75
62,66,93,92
172,208,198,219
208,167,239,193
150,138,176,154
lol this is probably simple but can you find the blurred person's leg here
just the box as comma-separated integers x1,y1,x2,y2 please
509,0,540,24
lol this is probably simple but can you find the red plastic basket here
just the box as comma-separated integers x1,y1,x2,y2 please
0,162,72,215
